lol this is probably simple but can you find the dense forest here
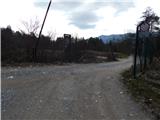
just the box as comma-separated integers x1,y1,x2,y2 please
1,26,136,64
1,7,160,65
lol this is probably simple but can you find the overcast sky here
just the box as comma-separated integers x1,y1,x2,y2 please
0,0,160,38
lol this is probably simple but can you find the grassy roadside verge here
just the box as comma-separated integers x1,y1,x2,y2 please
121,69,160,120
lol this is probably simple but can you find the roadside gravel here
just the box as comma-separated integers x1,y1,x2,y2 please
1,57,154,120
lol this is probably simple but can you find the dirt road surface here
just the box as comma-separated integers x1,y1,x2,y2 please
1,57,154,120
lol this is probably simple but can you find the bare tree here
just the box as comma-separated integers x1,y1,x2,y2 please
47,29,56,41
21,17,40,36
141,7,159,32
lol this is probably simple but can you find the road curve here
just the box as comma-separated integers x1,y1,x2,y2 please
1,57,154,120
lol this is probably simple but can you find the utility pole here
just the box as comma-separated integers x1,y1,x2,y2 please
133,21,150,78
133,26,139,78
34,0,52,62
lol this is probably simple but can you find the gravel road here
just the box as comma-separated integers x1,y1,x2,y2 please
1,57,154,120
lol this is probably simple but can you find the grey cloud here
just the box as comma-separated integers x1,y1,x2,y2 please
70,22,96,29
34,0,83,11
34,1,134,12
69,11,100,29
111,2,135,15
53,2,83,11
34,0,135,29
88,1,135,14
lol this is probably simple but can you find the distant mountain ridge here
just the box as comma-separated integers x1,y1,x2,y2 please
98,34,128,43
99,32,159,43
